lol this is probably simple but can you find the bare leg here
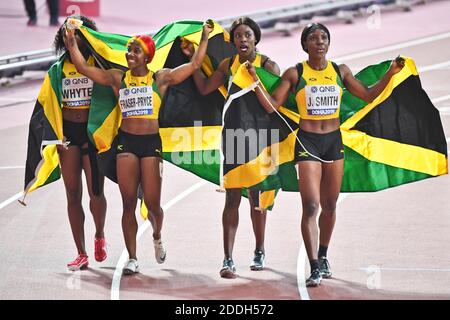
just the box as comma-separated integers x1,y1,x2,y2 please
140,157,163,240
297,161,322,262
248,190,267,252
222,189,242,259
117,153,140,260
318,159,344,248
82,150,106,239
58,146,85,255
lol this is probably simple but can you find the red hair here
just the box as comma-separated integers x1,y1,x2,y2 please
127,35,156,62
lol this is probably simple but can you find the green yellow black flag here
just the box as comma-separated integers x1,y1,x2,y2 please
74,21,447,216
23,56,65,199
340,57,448,191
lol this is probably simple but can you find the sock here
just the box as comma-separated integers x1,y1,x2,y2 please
318,245,328,258
310,259,319,272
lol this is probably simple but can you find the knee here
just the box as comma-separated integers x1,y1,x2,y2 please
302,201,320,218
89,193,105,206
225,191,241,210
122,197,137,214
321,200,337,215
146,202,162,216
65,189,82,207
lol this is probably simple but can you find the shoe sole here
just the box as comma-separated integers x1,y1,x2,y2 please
250,265,264,271
220,269,236,279
305,281,321,287
155,252,166,264
95,254,107,262
67,263,88,271
122,268,140,276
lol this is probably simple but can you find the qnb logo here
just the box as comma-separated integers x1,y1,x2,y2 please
318,86,336,93
64,79,71,86
123,89,130,96
129,87,149,94
70,78,90,85
311,86,318,93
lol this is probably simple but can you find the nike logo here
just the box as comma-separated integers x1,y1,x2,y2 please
325,76,333,81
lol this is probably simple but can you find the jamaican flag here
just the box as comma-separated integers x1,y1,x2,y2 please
78,21,447,210
221,63,298,195
23,55,65,198
339,57,448,191
222,57,447,193
78,21,282,213
77,21,234,185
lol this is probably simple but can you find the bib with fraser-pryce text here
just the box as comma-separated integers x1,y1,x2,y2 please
118,86,153,118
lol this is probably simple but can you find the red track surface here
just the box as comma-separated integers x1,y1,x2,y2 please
1,0,450,300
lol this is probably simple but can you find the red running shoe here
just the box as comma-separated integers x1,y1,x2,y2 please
67,254,89,271
94,238,107,262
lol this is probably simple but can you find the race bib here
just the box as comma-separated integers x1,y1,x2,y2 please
62,76,93,108
119,86,153,118
305,85,341,116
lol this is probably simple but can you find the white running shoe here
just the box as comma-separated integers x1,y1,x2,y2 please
153,239,167,264
123,259,139,275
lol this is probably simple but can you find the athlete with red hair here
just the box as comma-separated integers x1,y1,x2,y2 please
64,20,214,275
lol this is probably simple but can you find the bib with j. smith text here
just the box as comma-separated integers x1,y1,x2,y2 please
61,76,93,108
118,86,153,118
305,84,341,116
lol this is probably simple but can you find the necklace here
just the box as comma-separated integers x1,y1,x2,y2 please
307,60,327,71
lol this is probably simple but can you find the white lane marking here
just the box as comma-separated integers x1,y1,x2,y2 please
110,180,207,300
0,166,25,170
360,267,450,273
296,241,309,299
439,107,450,115
433,95,450,105
297,193,349,300
418,60,450,73
0,191,24,210
335,31,450,62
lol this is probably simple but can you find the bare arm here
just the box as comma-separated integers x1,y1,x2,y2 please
64,27,122,92
340,57,405,103
191,58,229,95
247,63,297,114
156,21,214,96
261,55,281,76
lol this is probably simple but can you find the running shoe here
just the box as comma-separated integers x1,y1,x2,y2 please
220,258,236,279
319,256,332,278
250,249,265,271
67,254,89,271
94,237,107,262
153,239,167,264
123,259,140,275
305,269,322,287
